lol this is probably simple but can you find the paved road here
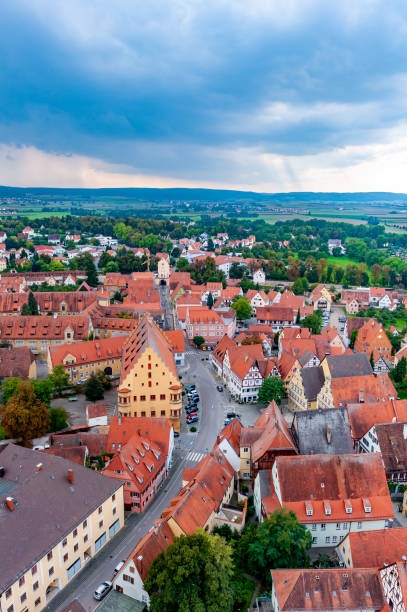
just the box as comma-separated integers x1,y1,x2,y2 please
45,348,257,611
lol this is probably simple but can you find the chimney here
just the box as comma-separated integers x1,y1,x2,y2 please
67,468,74,484
154,526,158,536
5,497,14,511
136,555,143,573
118,414,122,425
326,423,332,444
36,463,43,472
404,424,407,441
359,389,365,403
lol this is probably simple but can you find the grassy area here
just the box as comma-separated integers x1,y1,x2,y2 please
325,256,361,268
17,211,73,219
398,390,407,399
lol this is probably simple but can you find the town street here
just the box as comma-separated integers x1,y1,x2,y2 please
44,348,259,611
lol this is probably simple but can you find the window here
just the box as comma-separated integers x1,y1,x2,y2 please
31,565,37,576
325,536,330,544
20,594,27,604
243,447,249,452
62,538,67,547
74,543,79,552
320,524,326,531
109,519,120,537
150,394,156,400
123,575,134,584
151,410,156,417
140,395,146,401
33,581,39,591
113,507,117,515
49,566,54,576
161,410,165,416
5,588,12,599
311,524,317,531
336,523,341,530
35,598,41,607
63,553,69,563
47,551,53,561
98,506,103,514
112,494,116,502
343,522,348,529
19,577,25,587
7,606,14,612
99,520,104,528
160,394,166,400
312,537,317,544
67,558,81,580
357,521,362,529
95,532,106,552
73,528,78,537
332,536,337,543
83,519,87,528
84,534,88,543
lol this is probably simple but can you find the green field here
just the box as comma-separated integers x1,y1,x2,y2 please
19,211,73,219
325,256,362,268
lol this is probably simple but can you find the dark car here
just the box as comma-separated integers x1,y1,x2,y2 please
227,411,240,419
217,385,224,392
187,415,199,424
186,407,199,415
185,384,196,392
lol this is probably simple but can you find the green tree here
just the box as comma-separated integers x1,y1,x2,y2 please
393,357,407,383
1,381,50,446
246,509,312,584
370,352,375,369
1,377,22,404
231,297,252,320
96,370,112,390
28,291,39,315
145,530,234,612
207,292,214,309
301,312,322,335
258,376,286,405
84,374,105,402
193,335,205,348
21,303,31,316
349,329,358,349
32,378,54,408
49,406,69,432
49,365,70,396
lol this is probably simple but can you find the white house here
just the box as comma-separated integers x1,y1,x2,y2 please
253,268,265,285
86,402,108,427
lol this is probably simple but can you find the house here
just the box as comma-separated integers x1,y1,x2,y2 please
48,336,125,383
287,365,325,411
0,444,124,612
86,402,108,427
347,399,407,452
0,315,92,358
344,316,370,346
373,422,407,483
0,257,7,271
113,444,240,605
254,453,394,546
211,335,236,376
379,560,407,612
271,568,384,612
341,289,370,309
253,268,265,284
156,253,170,283
22,226,35,238
201,282,223,301
117,316,182,433
223,344,265,402
311,284,333,312
164,329,185,367
185,306,226,346
292,407,354,455
65,234,81,243
345,298,362,314
47,234,61,244
34,244,56,257
238,402,297,479
337,527,407,568
369,287,399,309
256,305,295,331
354,319,392,367
245,289,270,314
0,347,37,380
328,238,346,254
102,416,174,512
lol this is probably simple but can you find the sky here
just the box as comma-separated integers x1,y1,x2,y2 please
1,0,407,192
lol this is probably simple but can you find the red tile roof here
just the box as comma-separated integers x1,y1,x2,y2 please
86,402,107,419
0,315,90,340
331,374,396,407
164,329,185,354
0,347,35,379
344,527,407,568
49,336,125,368
347,400,407,439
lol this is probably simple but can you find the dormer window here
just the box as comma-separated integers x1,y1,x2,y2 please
345,500,352,514
324,501,331,516
305,501,313,516
363,498,371,513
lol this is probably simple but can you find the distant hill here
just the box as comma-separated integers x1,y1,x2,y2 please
1,185,407,204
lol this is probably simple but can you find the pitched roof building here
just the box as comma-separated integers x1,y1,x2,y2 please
338,527,407,569
118,316,182,432
292,407,354,455
0,346,37,379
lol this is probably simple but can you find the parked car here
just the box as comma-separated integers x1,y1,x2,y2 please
217,385,224,392
227,411,240,419
339,316,346,322
224,418,231,426
94,581,112,601
185,384,196,392
189,393,200,401
186,407,199,415
174,431,180,438
187,415,199,424
340,327,345,331
113,560,125,576
68,396,78,402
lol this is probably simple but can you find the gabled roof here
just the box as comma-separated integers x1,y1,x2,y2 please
347,399,407,439
300,366,325,401
343,527,407,568
226,344,264,380
275,453,394,523
375,421,407,473
325,353,373,378
186,306,223,325
0,347,35,379
294,407,354,455
49,336,125,368
330,374,396,407
0,315,90,340
212,335,237,366
120,315,178,382
251,402,297,463
271,568,384,612
256,305,295,322
216,417,243,455
164,329,185,354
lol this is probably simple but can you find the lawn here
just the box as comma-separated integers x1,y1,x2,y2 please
18,211,73,219
325,256,362,268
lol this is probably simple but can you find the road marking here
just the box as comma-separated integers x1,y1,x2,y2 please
186,451,206,463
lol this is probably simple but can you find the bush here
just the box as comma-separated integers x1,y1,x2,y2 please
190,426,197,432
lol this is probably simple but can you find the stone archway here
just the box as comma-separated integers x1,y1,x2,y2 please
104,366,112,375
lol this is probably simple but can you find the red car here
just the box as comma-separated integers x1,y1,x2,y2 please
186,412,198,420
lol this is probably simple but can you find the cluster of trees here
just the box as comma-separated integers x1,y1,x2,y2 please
21,292,39,316
258,376,286,405
0,365,70,445
177,256,226,285
145,510,312,612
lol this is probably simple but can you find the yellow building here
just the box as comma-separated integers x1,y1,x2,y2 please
287,365,325,411
0,444,124,612
47,336,125,382
118,316,182,433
